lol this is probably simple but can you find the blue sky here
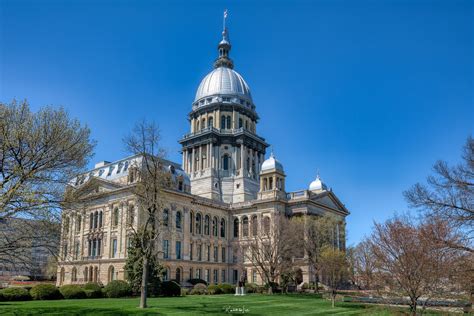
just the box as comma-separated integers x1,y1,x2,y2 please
1,0,473,245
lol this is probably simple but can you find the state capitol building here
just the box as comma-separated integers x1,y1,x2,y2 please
57,24,349,287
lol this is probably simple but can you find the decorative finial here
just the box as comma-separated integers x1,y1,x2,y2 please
214,9,234,69
316,169,320,179
223,9,228,32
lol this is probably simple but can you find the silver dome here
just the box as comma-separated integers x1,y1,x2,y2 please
309,175,327,191
261,153,284,173
194,67,252,103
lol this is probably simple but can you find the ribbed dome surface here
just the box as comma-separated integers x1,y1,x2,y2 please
261,153,284,172
195,67,252,102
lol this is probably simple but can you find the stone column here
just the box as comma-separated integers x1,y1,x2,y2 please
191,147,195,173
210,142,214,168
240,144,245,175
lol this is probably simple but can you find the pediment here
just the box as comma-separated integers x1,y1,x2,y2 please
73,176,124,199
311,191,349,215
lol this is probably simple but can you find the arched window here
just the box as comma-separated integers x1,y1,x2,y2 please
190,211,194,233
94,266,99,282
221,115,226,129
163,209,169,226
204,215,210,235
89,213,93,230
239,118,243,128
89,266,93,282
163,268,169,281
245,120,248,130
263,217,271,235
84,267,88,282
226,116,231,129
176,211,182,229
208,117,213,128
233,218,239,238
223,155,229,171
108,266,115,282
98,211,103,228
196,213,202,234
175,268,181,283
71,267,77,282
94,211,98,229
252,215,258,236
242,216,249,237
202,118,206,130
196,120,200,131
213,217,218,236
220,218,226,238
113,208,119,226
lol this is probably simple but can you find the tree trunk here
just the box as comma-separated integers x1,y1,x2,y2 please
332,290,336,308
267,286,273,294
139,256,149,308
410,297,417,316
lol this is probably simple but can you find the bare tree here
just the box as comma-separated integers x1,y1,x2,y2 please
123,120,171,308
369,215,464,315
298,215,343,292
350,238,377,290
319,245,347,308
241,215,300,294
0,100,94,269
404,136,473,253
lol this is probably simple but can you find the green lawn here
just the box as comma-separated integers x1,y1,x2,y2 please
0,294,438,316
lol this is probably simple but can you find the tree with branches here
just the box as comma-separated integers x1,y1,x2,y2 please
298,215,343,293
0,99,94,271
123,120,171,308
369,215,465,315
404,136,473,253
319,245,347,308
240,214,300,294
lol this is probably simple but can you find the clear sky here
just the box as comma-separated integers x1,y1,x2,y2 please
1,0,473,245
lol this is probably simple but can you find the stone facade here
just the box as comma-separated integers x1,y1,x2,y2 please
56,25,350,287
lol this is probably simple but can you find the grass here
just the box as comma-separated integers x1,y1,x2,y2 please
0,294,445,315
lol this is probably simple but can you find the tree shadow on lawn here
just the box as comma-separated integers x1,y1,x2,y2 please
0,303,165,316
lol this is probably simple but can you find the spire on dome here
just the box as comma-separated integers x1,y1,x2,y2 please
214,9,234,69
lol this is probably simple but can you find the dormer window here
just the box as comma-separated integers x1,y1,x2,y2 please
124,161,129,171
117,162,123,174
98,169,104,177
107,165,114,176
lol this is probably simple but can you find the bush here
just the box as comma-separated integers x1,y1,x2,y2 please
181,288,189,296
83,283,102,298
302,282,309,290
245,283,259,294
187,278,207,286
218,283,235,294
159,281,181,297
190,283,208,295
30,284,62,300
1,288,31,301
103,280,131,298
208,284,223,295
60,285,86,299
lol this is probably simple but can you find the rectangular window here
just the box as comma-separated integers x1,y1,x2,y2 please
74,243,80,260
214,246,218,262
198,244,202,261
190,243,193,260
111,238,117,258
213,269,218,284
221,247,226,263
176,241,182,260
222,269,226,283
207,245,210,261
205,269,210,283
252,270,257,283
163,240,169,259
233,270,238,284
196,268,202,279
